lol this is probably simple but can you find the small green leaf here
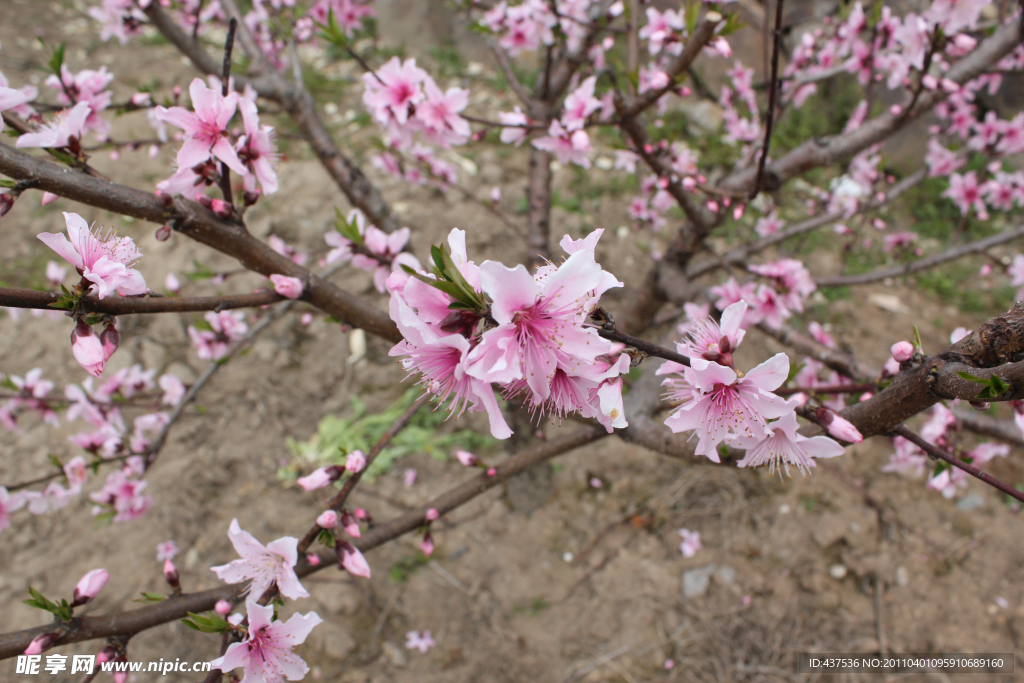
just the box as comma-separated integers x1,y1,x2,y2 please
47,43,66,77
957,371,990,385
136,592,166,603
913,325,923,353
685,2,700,35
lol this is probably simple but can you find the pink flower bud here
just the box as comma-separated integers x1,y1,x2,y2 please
100,324,120,363
297,466,341,491
889,104,903,116
24,633,57,655
454,450,478,467
0,192,14,217
165,272,181,294
155,225,172,241
215,600,232,615
163,558,179,589
490,186,501,203
859,392,873,401
270,274,304,299
317,510,339,529
71,321,106,378
243,190,261,206
301,312,314,325
41,191,59,206
96,646,117,663
421,532,434,557
196,194,213,209
210,198,233,218
487,467,496,477
346,450,367,473
826,414,863,443
336,541,371,578
890,341,914,362
306,553,321,566
155,190,174,207
341,512,361,538
425,508,439,522
72,568,109,607
733,205,745,220
354,508,368,520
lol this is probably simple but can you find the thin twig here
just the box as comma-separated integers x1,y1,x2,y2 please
753,0,785,198
893,425,1024,503
218,18,238,208
295,394,431,555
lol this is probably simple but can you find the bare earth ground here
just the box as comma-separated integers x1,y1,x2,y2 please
2,2,1024,682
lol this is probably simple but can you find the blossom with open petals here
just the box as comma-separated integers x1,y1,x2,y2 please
665,354,792,461
16,102,91,150
736,411,845,476
210,598,322,683
210,519,309,600
38,212,146,299
155,78,247,176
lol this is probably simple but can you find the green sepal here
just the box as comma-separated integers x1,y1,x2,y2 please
182,611,232,634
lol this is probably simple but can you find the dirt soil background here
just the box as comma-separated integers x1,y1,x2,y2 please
2,1,1024,682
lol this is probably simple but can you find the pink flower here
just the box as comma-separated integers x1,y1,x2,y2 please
944,171,988,218
754,213,785,237
88,0,146,45
164,558,179,588
927,467,967,499
16,101,91,149
316,510,339,529
64,457,88,487
748,259,815,313
155,78,247,176
73,568,113,605
89,471,150,520
156,540,180,561
297,466,342,492
967,442,1009,466
883,436,927,477
45,65,114,139
561,76,600,131
236,98,279,195
345,450,366,473
416,77,470,146
678,529,702,557
0,84,32,128
679,300,747,366
883,231,918,253
71,321,108,378
159,374,186,406
0,487,25,532
950,327,971,343
736,411,845,476
362,57,428,125
454,450,478,467
336,540,371,578
532,120,592,168
210,598,322,683
403,468,417,487
468,249,615,401
270,274,304,299
39,212,147,299
405,630,436,653
498,107,529,146
188,311,248,361
421,532,434,557
210,519,309,600
665,354,792,461
822,412,863,443
890,341,914,362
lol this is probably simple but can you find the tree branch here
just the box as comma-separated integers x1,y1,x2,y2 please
0,142,400,342
0,288,283,315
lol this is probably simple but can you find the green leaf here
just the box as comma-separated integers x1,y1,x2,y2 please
137,592,166,603
957,371,990,385
47,43,66,77
685,1,700,35
718,12,746,36
913,325,923,352
182,611,232,634
959,371,1011,399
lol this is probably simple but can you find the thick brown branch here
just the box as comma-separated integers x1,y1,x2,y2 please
0,288,283,315
0,142,400,342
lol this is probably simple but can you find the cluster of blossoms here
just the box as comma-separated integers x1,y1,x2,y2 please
155,78,279,200
658,301,853,476
323,209,422,293
0,364,186,531
188,310,249,362
388,228,628,439
708,258,817,330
